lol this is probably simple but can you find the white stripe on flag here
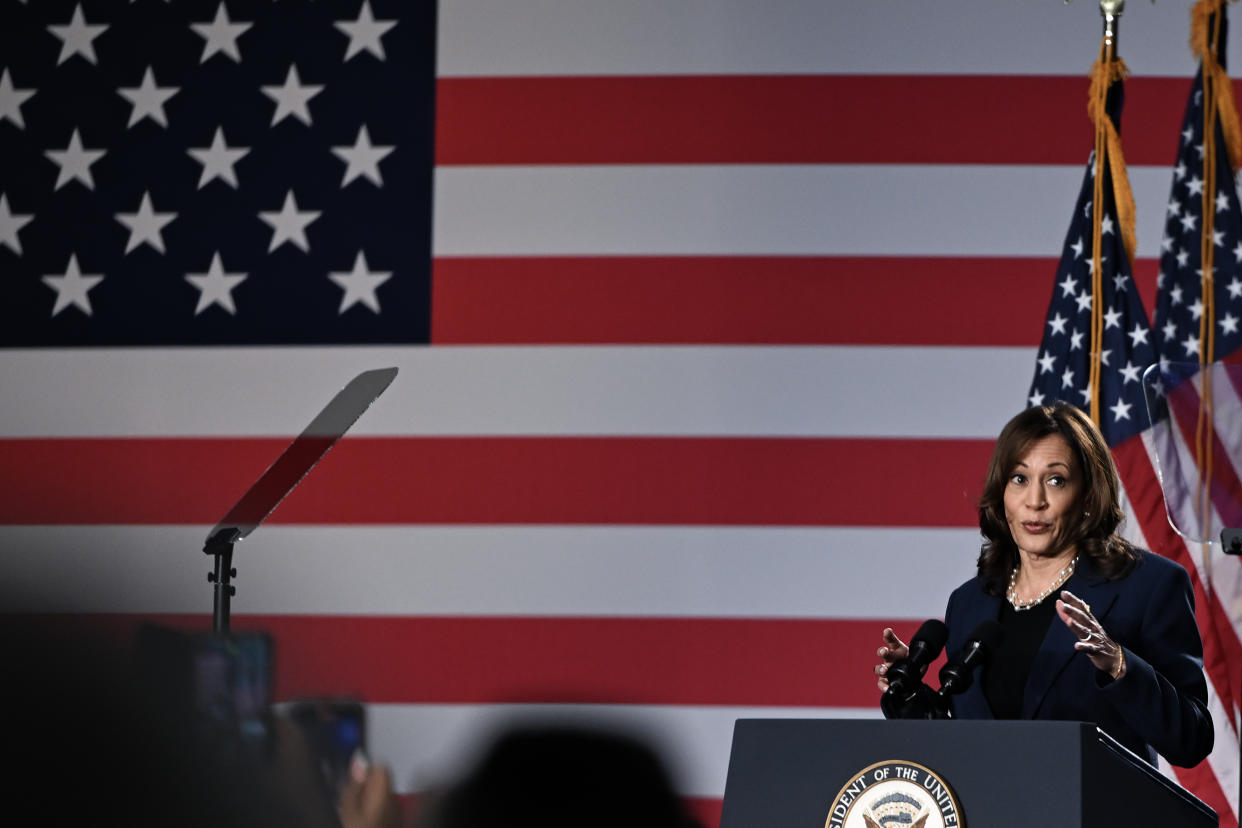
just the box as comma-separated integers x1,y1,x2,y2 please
0,346,1032,438
0,525,978,618
433,165,1176,258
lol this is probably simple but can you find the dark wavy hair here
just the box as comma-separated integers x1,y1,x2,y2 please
977,402,1139,595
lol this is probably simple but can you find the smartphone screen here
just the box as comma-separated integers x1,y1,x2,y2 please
192,632,273,747
136,625,274,754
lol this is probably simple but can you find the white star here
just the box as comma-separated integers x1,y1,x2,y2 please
1167,198,1181,217
1058,274,1077,298
1099,348,1112,367
48,4,108,65
1188,298,1204,321
185,252,246,315
335,1,397,61
1103,308,1122,330
1182,125,1195,144
1070,328,1085,351
1100,214,1115,235
1160,233,1173,253
1109,398,1132,422
1062,367,1075,389
259,190,320,252
42,254,103,316
1170,284,1184,305
261,64,323,126
1029,391,1046,407
1227,277,1242,299
1112,273,1128,291
331,124,394,187
1070,237,1084,258
1234,241,1242,263
329,250,392,313
190,2,251,63
1083,200,1092,218
1119,361,1142,384
187,126,249,188
1157,270,1167,289
1182,333,1201,356
115,191,176,254
0,193,33,255
1187,175,1205,196
1048,312,1068,335
1074,290,1093,313
44,128,106,190
1174,160,1187,180
1213,229,1226,247
0,69,35,129
1127,323,1149,347
1195,143,1206,159
1180,213,1198,233
118,66,179,128
1176,248,1190,267
1217,191,1231,213
1162,320,1178,341
1078,386,1093,405
1220,313,1240,335
1037,351,1057,374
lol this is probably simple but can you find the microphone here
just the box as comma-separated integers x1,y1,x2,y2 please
936,620,1005,702
881,619,949,719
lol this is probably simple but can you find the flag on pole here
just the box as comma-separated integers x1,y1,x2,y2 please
1025,30,1241,826
1147,2,1242,823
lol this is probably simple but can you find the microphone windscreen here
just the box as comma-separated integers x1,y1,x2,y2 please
910,618,949,657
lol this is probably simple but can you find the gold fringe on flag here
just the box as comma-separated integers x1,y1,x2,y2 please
1189,0,1237,572
1192,0,1242,174
1085,46,1135,423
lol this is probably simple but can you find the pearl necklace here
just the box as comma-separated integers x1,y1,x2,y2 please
1007,555,1078,611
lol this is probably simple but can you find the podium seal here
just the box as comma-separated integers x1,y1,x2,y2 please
825,759,963,828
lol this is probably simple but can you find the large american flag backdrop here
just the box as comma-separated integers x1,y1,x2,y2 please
3,1,1242,825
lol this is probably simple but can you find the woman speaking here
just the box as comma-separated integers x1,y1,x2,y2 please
875,402,1213,768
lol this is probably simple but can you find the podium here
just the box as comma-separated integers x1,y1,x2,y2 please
719,719,1216,827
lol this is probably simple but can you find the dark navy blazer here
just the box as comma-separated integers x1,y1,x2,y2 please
942,550,1213,768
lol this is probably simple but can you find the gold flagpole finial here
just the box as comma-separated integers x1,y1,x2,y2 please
1101,1,1124,56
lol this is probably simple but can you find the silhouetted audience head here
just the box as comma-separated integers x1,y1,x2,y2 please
418,723,702,828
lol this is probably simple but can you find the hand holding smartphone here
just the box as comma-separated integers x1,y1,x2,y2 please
286,698,368,800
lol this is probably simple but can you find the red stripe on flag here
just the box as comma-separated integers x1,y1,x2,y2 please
1115,439,1240,825
29,613,914,709
1114,438,1242,728
435,75,1202,166
1,437,991,527
432,256,1160,346
1170,761,1236,828
1163,375,1242,531
687,798,723,828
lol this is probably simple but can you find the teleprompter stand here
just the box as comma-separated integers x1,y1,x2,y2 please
202,367,398,636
